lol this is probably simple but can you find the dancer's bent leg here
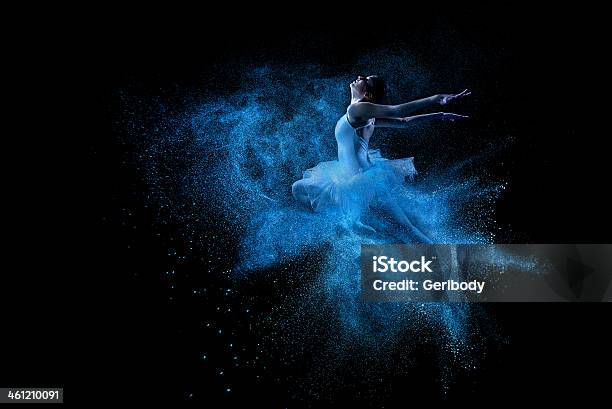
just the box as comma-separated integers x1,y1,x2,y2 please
380,200,433,244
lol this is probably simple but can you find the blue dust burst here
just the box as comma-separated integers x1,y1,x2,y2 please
123,50,511,395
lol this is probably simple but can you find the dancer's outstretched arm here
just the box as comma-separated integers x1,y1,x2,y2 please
374,112,469,128
349,89,471,122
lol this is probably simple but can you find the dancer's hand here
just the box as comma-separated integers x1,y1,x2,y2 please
437,89,471,105
438,112,470,122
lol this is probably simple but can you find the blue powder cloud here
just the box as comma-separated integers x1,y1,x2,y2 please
124,50,511,395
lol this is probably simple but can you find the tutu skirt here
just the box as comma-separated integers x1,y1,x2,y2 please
298,149,417,219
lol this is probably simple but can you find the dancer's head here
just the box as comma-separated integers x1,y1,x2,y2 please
349,75,385,103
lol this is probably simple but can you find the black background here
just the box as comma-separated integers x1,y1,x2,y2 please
4,3,611,406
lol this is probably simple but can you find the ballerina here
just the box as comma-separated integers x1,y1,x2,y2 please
292,75,471,243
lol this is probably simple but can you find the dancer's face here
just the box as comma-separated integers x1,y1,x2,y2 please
350,75,374,100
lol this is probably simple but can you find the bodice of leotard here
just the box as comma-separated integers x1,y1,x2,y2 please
334,114,373,174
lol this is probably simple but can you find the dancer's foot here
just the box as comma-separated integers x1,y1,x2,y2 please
352,220,377,235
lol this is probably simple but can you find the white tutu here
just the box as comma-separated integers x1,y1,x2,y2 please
299,148,417,217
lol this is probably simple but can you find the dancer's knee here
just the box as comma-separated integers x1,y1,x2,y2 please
291,180,303,200
292,180,313,209
292,180,307,202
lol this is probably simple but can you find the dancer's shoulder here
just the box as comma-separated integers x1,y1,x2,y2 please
347,103,374,128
